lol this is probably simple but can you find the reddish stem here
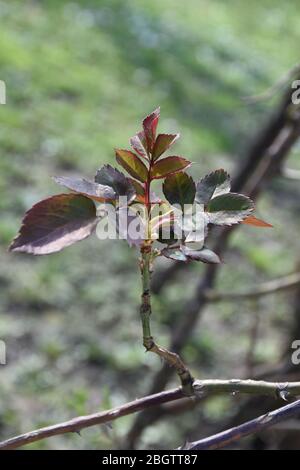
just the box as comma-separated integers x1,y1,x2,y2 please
144,158,153,215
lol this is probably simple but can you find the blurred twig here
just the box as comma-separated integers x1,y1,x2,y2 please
204,272,300,302
245,302,260,377
220,261,300,450
1,379,300,450
242,63,300,104
184,398,300,450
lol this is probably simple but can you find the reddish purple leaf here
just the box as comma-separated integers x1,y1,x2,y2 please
127,178,146,202
196,169,231,204
151,156,191,180
130,131,149,160
95,165,136,202
9,194,97,255
115,149,148,183
152,133,179,161
53,176,115,202
127,178,144,195
206,193,254,225
162,171,195,208
143,107,160,153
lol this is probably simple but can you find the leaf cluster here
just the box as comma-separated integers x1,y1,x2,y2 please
9,109,271,262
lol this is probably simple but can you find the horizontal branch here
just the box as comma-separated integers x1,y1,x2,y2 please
1,379,300,450
204,272,300,303
0,387,182,450
192,379,300,399
185,398,300,450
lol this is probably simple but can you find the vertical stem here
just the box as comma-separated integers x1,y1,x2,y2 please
140,244,153,347
139,245,194,396
139,149,194,395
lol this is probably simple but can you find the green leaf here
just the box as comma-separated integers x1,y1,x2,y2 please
9,194,97,255
206,193,254,225
151,156,191,180
182,246,221,264
143,107,160,152
152,133,179,161
115,149,148,183
95,165,136,202
53,176,116,202
196,169,231,205
163,172,195,209
130,131,149,160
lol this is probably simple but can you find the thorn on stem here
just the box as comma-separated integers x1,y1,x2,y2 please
277,383,290,402
279,390,289,402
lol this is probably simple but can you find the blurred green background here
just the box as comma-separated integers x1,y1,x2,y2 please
0,0,300,449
